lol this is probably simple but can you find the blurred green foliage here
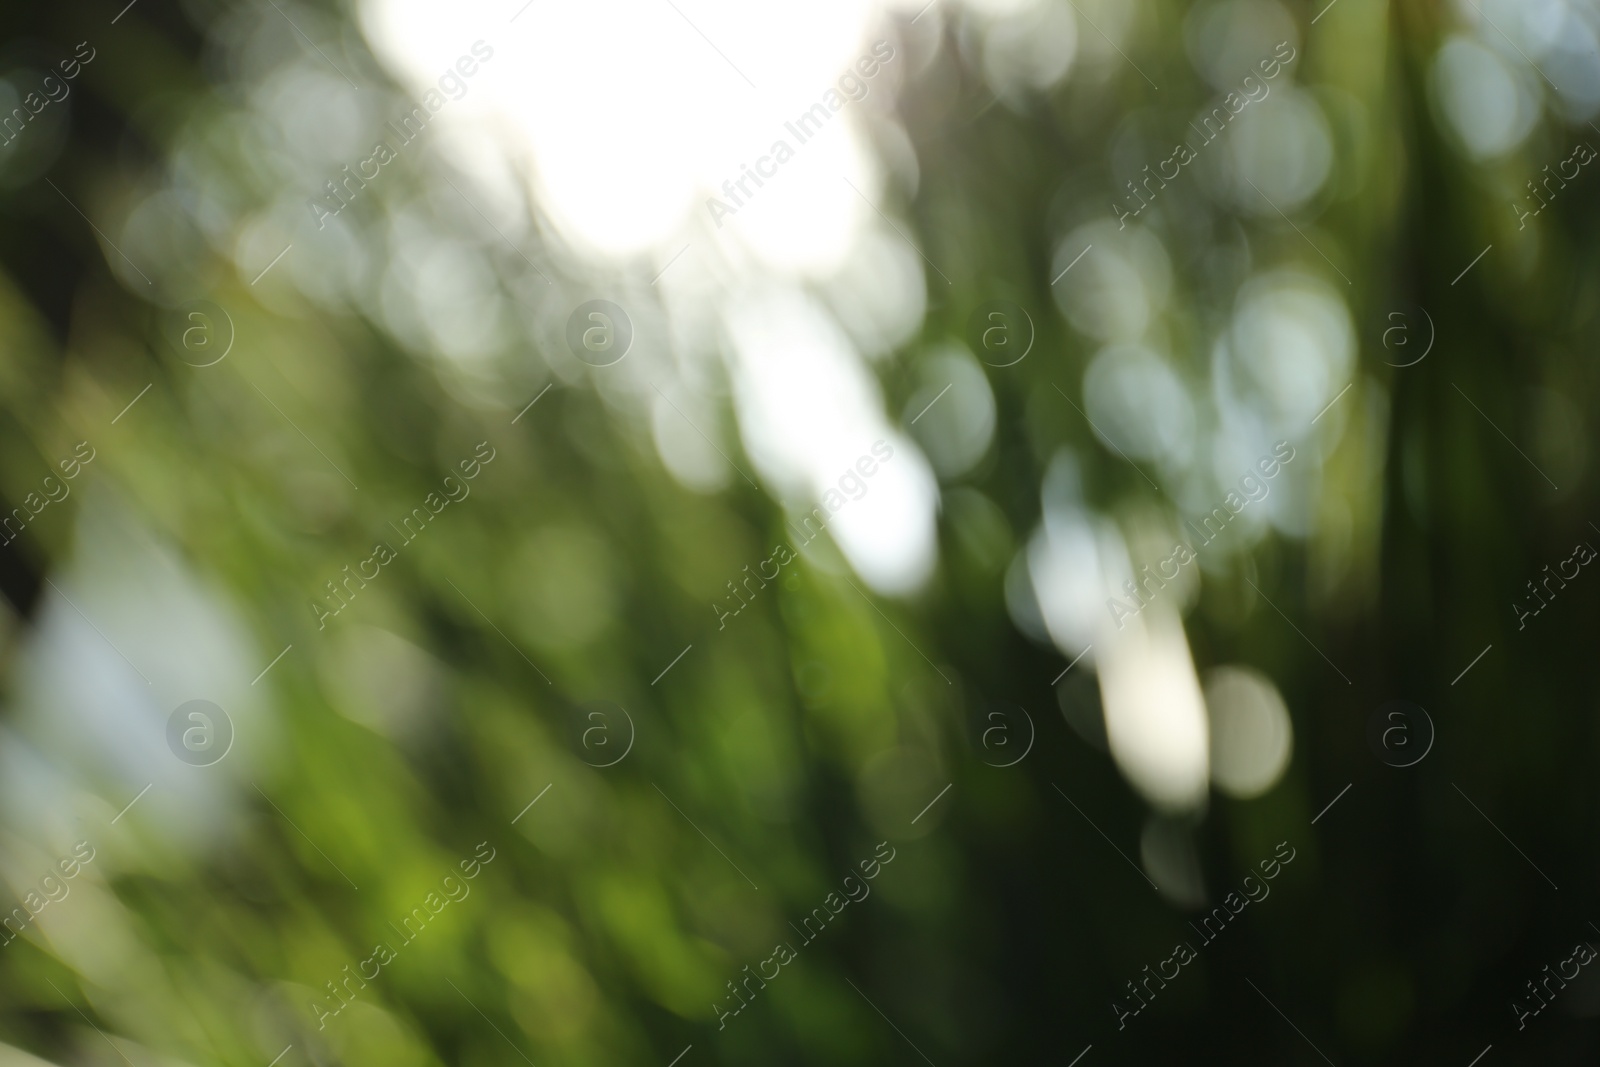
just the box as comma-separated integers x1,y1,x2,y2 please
0,1,1598,1065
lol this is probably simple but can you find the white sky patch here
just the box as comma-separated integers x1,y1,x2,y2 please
724,286,937,595
355,0,938,596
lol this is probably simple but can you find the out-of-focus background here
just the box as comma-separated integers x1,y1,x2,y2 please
0,0,1597,1062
